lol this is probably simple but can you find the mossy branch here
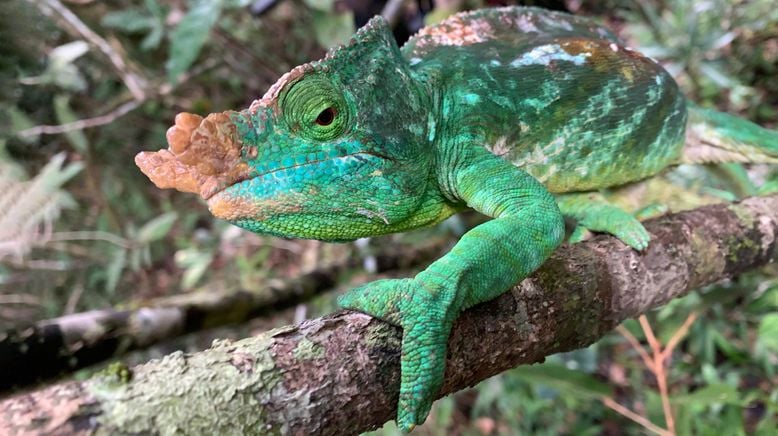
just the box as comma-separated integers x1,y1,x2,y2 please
2,195,777,435
0,239,448,392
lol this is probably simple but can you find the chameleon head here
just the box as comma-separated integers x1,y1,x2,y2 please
136,17,441,241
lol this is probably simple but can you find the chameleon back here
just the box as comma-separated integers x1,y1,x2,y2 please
403,7,687,193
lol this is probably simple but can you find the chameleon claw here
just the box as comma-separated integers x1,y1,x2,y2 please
569,225,593,244
568,209,651,251
337,278,411,325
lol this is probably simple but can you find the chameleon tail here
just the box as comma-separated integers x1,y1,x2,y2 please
682,103,778,164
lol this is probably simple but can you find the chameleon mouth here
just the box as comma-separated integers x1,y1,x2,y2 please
135,111,253,201
206,151,388,220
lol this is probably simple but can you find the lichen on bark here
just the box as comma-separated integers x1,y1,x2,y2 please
90,334,283,435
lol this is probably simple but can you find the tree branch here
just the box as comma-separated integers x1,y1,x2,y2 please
2,195,777,435
0,239,448,392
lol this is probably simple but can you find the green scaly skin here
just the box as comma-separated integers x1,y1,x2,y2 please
135,6,778,431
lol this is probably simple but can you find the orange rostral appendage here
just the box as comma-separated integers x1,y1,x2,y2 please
134,112,253,200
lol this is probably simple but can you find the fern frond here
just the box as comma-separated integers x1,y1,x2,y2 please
0,153,83,260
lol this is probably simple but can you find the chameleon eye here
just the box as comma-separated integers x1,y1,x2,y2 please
280,75,350,142
315,107,336,126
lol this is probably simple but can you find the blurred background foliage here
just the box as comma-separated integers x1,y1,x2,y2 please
0,0,776,434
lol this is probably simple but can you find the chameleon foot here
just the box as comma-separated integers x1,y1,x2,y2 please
634,203,668,221
338,278,455,432
569,206,651,250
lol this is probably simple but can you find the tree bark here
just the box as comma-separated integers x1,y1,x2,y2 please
0,239,448,392
2,195,777,435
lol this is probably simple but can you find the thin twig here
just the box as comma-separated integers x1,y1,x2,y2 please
602,396,672,436
0,294,42,306
616,324,654,368
31,0,148,100
63,283,84,315
45,231,133,249
654,356,675,435
17,57,221,138
639,315,676,435
661,312,698,362
16,100,140,137
381,0,408,27
639,315,662,357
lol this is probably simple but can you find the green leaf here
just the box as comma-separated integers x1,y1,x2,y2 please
106,248,128,295
166,0,224,83
510,363,610,399
672,384,742,407
49,41,90,66
141,25,164,51
304,0,335,11
145,0,164,18
757,313,778,352
181,252,214,289
101,9,156,33
137,212,178,243
102,2,166,51
53,94,89,153
311,10,355,49
6,106,37,144
699,62,738,88
48,41,90,91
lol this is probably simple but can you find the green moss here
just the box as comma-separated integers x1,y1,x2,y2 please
293,337,324,360
728,203,754,227
689,229,724,278
725,233,758,265
93,362,132,388
89,333,284,435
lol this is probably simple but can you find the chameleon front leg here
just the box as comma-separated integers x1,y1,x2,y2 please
556,191,652,250
338,149,564,431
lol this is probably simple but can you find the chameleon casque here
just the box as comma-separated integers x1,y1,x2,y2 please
135,6,778,431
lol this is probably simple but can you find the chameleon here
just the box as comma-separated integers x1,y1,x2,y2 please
135,6,778,431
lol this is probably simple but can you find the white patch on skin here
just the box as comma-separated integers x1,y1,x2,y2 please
356,201,390,225
521,135,566,166
487,136,511,156
516,14,539,32
510,44,591,67
355,208,389,225
539,13,573,31
414,15,494,48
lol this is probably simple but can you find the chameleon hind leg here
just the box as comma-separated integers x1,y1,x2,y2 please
556,192,652,250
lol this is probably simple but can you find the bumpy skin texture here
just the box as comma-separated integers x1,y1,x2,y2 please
135,6,778,432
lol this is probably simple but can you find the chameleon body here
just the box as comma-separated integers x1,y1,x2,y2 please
135,7,778,431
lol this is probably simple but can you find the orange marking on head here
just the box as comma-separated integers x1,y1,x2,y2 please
207,191,303,221
414,15,494,48
251,64,313,112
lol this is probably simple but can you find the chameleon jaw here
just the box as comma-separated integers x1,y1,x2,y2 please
134,111,254,201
